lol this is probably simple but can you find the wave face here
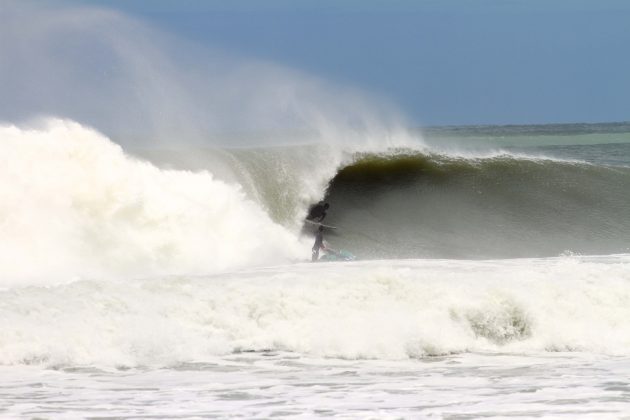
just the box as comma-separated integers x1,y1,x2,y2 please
321,151,630,259
0,120,303,286
136,140,630,260
2,256,630,367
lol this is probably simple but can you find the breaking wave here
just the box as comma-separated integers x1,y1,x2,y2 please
0,119,303,286
2,118,630,367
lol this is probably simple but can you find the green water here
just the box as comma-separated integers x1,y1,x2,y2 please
423,121,630,149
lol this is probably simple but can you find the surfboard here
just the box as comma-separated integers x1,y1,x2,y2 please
304,219,337,229
319,249,355,261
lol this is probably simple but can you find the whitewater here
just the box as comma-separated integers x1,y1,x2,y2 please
2,118,630,417
0,120,307,285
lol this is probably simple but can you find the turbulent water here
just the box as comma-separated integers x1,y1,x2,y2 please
2,119,630,417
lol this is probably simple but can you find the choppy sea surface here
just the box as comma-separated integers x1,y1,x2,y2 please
4,353,630,418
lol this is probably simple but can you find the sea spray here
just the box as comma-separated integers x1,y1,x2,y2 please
0,0,412,150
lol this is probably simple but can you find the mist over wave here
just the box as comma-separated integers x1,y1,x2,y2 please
0,0,413,150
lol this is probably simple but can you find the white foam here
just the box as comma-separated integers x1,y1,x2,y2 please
4,353,630,418
0,119,303,286
1,255,630,367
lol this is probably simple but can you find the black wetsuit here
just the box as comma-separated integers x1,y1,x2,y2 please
312,230,324,261
307,203,327,222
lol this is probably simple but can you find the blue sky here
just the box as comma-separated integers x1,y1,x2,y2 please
78,0,629,126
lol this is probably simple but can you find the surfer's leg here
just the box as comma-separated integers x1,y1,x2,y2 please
311,248,319,262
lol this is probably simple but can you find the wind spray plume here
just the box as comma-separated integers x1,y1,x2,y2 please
0,0,419,150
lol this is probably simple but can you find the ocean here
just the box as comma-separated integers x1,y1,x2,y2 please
1,120,630,418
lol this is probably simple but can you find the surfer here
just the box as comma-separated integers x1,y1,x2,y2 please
306,202,329,222
312,226,325,262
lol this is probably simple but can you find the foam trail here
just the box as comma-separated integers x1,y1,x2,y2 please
0,119,303,286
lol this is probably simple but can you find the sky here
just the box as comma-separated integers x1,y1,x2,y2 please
19,0,630,126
